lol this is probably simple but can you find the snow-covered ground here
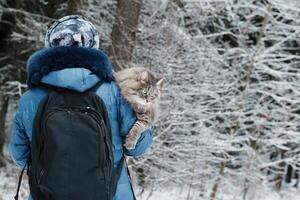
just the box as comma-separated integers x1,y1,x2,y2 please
1,163,300,200
0,162,29,200
139,185,300,200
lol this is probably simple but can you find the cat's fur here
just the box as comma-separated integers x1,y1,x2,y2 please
114,66,163,149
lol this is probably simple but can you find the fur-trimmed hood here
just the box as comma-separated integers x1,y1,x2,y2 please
26,46,114,88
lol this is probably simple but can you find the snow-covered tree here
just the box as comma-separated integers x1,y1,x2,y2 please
129,0,300,199
1,0,300,199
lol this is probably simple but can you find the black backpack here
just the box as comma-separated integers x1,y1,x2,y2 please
14,81,124,200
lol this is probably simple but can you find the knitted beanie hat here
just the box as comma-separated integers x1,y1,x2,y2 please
44,15,99,49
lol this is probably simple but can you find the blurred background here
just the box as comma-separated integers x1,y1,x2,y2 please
1,0,300,199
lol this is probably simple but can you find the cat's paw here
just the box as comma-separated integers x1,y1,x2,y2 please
124,137,138,150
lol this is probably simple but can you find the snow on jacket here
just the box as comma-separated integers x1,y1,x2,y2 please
9,46,153,200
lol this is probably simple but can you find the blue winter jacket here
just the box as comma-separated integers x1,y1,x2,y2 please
9,47,153,200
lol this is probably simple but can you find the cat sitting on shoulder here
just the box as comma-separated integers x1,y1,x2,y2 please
114,66,163,149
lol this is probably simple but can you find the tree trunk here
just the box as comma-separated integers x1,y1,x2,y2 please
0,6,16,168
210,162,225,200
0,95,8,168
108,0,142,71
67,0,83,15
285,165,293,183
0,0,68,168
275,151,285,191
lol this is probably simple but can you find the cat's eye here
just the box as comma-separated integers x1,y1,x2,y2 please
142,89,147,96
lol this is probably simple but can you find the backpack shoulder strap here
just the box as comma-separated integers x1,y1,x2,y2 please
39,83,65,93
111,155,137,200
125,156,137,200
14,156,31,200
88,80,105,93
39,80,105,93
111,155,124,196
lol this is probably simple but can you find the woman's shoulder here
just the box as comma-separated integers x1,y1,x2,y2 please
96,81,120,99
19,87,47,108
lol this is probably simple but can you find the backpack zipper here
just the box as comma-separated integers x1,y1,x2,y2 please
104,136,113,165
38,169,44,184
78,107,106,167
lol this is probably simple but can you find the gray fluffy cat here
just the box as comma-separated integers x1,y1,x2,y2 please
114,66,163,149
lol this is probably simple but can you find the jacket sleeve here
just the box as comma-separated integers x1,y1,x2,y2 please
117,88,153,157
8,99,30,168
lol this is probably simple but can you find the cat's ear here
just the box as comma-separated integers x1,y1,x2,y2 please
156,78,163,88
137,71,148,83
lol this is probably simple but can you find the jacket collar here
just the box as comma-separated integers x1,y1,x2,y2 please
26,46,114,88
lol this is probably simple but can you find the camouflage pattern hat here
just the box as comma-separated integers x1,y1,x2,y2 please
45,15,99,49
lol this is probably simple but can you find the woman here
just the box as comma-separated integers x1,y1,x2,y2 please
9,15,153,200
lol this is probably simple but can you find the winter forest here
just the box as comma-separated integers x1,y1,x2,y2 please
1,0,300,199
